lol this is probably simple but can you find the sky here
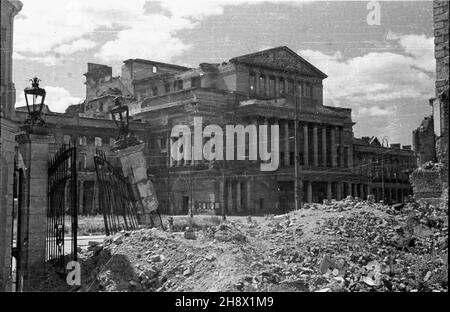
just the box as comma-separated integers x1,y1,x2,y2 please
12,0,436,145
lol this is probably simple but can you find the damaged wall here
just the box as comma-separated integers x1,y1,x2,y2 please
412,115,436,166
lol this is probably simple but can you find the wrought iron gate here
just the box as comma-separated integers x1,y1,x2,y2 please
47,144,77,271
94,150,139,236
10,156,24,291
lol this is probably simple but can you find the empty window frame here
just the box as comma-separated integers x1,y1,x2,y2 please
63,135,71,144
279,78,285,97
269,76,275,98
152,86,158,96
259,75,266,96
94,137,102,147
249,72,256,94
287,79,294,95
78,136,87,146
191,76,201,88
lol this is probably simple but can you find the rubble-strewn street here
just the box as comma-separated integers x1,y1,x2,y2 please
46,198,445,292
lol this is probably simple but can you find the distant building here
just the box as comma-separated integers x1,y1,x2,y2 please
79,46,416,215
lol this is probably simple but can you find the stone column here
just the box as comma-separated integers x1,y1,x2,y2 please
339,127,344,167
353,184,358,198
330,127,337,167
336,182,342,201
219,179,225,216
322,127,327,167
236,181,242,213
307,181,313,203
348,144,354,170
312,125,318,167
303,124,309,166
246,179,252,214
298,179,304,204
347,182,352,197
169,135,174,167
360,184,365,200
284,120,290,166
327,181,332,200
15,132,55,290
114,143,159,225
227,181,233,214
274,77,279,98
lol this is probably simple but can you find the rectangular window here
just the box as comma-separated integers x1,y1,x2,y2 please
304,83,312,98
178,80,183,90
152,86,158,96
279,78,285,97
269,76,275,98
152,66,158,74
158,138,167,150
259,75,266,96
94,137,102,147
297,81,303,97
249,72,256,94
344,147,349,168
164,83,170,93
109,138,115,147
287,79,294,95
78,136,87,146
191,77,201,88
63,135,71,144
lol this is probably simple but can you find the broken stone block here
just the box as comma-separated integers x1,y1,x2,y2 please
184,230,197,240
319,255,337,274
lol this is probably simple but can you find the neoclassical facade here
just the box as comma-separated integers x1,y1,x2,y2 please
78,46,416,215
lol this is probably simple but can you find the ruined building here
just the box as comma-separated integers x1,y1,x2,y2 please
76,46,416,215
0,0,23,291
411,0,449,204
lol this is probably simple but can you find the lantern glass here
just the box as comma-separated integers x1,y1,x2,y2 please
23,77,46,125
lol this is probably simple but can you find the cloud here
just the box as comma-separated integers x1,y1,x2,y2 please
54,39,97,55
15,0,312,65
94,14,195,62
358,106,396,117
298,33,435,114
14,0,149,64
16,86,82,113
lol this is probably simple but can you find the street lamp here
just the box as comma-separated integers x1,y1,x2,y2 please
110,96,130,138
110,96,142,150
24,77,46,126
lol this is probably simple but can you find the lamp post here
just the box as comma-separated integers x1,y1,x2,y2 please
23,77,46,127
110,96,142,150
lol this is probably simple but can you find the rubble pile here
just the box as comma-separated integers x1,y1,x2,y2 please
75,199,447,292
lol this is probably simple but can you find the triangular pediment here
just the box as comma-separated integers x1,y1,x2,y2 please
230,46,327,79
